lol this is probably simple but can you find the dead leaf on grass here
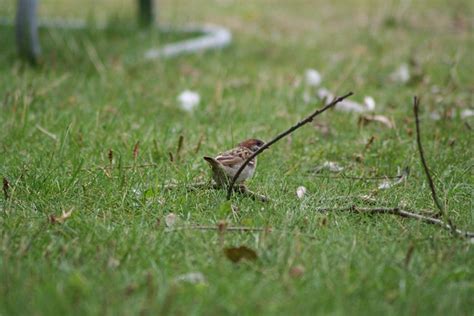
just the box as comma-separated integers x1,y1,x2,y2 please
358,114,395,129
224,246,258,263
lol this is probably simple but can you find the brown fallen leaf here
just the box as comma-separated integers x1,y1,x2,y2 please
224,246,258,263
49,209,74,224
358,115,395,129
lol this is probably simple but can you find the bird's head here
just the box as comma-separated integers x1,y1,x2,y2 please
239,138,265,152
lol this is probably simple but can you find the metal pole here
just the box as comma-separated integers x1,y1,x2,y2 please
16,0,41,64
138,0,155,27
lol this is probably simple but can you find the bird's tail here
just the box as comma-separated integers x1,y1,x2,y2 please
203,156,223,173
203,156,218,167
203,156,229,187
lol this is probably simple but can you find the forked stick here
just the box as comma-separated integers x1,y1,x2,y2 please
413,96,457,236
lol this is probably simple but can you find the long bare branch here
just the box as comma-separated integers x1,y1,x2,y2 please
316,205,474,238
226,91,354,199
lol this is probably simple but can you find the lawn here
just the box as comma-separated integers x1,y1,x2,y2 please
1,0,473,315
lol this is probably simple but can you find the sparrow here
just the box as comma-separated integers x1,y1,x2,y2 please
204,139,265,187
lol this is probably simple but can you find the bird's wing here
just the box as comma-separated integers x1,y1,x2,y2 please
215,148,254,167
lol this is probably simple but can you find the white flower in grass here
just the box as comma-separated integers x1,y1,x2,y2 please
305,69,322,87
178,90,200,112
317,88,333,102
322,161,344,172
461,109,474,119
391,64,410,83
175,272,206,284
364,96,376,111
296,186,307,199
336,100,367,113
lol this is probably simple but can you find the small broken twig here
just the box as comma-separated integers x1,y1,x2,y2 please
226,92,354,199
236,185,271,202
413,96,457,235
310,174,403,181
316,205,474,238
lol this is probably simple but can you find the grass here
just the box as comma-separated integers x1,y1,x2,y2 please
1,0,473,315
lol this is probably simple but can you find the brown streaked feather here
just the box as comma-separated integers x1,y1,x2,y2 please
215,147,255,167
204,140,261,187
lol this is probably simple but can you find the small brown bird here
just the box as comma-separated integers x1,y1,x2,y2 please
204,139,265,187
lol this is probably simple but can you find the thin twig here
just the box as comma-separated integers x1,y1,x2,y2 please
236,185,271,202
316,205,474,238
310,174,402,181
160,181,210,191
166,224,317,239
169,225,269,232
413,96,457,235
226,92,354,199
